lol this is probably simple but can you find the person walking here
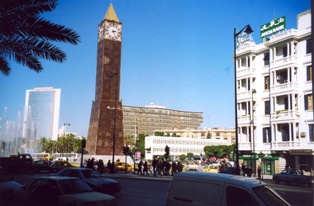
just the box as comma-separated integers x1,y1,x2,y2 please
171,162,177,176
241,163,246,176
143,161,149,175
137,160,143,175
257,165,262,179
152,157,158,176
107,160,111,173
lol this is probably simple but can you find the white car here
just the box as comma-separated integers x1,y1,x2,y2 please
14,176,117,206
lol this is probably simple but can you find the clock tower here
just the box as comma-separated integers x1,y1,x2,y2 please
86,3,124,157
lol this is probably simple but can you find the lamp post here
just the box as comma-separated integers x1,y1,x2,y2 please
234,24,253,175
251,89,256,176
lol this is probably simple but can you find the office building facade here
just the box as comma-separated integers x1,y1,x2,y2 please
22,87,61,145
236,10,313,174
123,103,203,137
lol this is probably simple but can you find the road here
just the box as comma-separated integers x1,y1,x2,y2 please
13,172,313,206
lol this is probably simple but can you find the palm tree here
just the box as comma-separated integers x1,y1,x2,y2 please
0,0,80,75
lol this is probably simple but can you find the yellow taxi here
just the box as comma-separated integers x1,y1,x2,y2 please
114,162,132,173
202,164,219,173
49,160,79,173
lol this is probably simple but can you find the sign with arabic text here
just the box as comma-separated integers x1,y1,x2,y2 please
260,16,286,38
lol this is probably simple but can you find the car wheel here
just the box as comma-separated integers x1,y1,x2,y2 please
273,177,280,184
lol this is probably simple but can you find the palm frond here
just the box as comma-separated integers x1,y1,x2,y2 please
0,56,11,75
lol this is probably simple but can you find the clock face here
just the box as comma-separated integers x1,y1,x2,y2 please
104,22,122,41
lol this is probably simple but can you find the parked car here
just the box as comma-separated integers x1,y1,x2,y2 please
14,176,117,206
55,168,121,195
0,166,21,204
166,172,290,206
273,168,313,187
49,160,78,173
202,164,219,173
32,159,51,172
114,162,132,173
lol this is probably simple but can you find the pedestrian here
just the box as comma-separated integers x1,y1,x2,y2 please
171,162,177,176
177,161,183,172
257,165,262,179
97,159,105,174
137,160,143,175
157,160,163,176
241,163,246,176
107,160,111,173
152,157,158,176
143,161,149,175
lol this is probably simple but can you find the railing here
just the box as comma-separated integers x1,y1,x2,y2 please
271,141,301,150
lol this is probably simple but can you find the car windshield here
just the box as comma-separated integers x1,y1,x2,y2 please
81,169,102,178
59,179,93,194
253,185,289,206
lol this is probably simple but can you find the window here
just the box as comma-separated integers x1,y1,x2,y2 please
263,52,269,66
306,65,312,81
264,76,269,90
306,39,312,54
226,186,259,206
264,101,270,115
310,124,314,142
283,46,287,57
263,127,271,143
304,94,313,111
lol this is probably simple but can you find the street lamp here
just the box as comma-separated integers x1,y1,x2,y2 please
234,24,253,175
251,89,256,176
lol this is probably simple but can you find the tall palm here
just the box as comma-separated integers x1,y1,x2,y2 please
0,0,80,75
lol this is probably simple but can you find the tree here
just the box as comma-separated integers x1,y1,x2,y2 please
187,153,194,160
135,134,146,158
0,0,80,75
203,145,234,159
179,154,186,163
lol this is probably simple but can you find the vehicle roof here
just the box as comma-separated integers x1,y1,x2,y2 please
173,172,266,188
32,176,80,180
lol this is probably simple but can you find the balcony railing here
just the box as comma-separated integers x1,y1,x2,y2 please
271,55,298,68
271,110,300,121
270,82,298,93
271,141,301,150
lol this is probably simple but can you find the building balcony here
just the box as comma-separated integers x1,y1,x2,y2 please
270,82,298,93
271,141,302,151
270,55,298,68
237,67,256,77
271,110,300,121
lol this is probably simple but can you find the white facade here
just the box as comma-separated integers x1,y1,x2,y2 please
145,135,228,160
236,10,313,173
23,87,61,143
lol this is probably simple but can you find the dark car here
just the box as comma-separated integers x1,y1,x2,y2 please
14,176,117,206
55,167,121,195
32,159,51,172
0,166,21,204
219,166,237,175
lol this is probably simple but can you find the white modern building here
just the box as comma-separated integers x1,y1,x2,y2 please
235,10,313,175
23,87,61,147
155,127,235,145
145,135,228,160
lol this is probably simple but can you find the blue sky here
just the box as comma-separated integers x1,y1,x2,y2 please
0,0,310,137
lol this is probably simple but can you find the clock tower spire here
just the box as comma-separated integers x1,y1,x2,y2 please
86,3,124,157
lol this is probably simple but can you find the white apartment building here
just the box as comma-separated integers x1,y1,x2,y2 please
236,10,313,175
145,136,228,160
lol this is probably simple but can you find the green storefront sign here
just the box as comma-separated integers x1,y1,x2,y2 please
239,153,279,160
260,16,286,38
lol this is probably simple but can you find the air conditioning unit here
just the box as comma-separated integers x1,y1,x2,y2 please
300,132,306,138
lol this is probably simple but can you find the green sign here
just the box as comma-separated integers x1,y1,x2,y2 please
260,16,286,38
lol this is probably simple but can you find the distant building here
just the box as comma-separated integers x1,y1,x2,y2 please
155,128,235,145
145,135,228,160
122,103,203,137
235,10,313,174
22,87,61,145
